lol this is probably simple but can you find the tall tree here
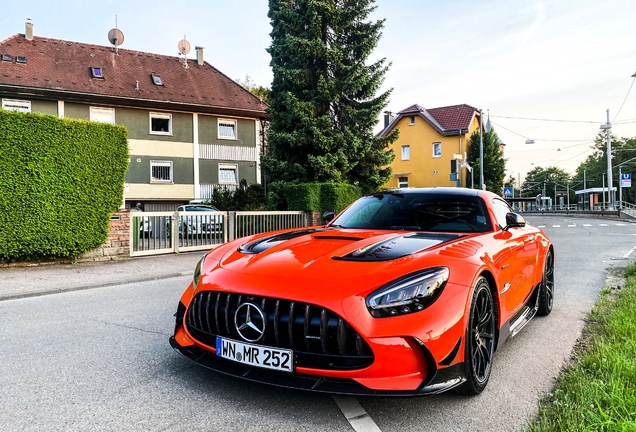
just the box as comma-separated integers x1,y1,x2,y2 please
521,166,572,202
264,0,397,200
467,128,507,194
236,75,272,105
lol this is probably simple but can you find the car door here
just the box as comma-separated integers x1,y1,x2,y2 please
490,198,535,318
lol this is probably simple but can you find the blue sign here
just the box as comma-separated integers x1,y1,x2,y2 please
622,173,631,187
503,187,513,197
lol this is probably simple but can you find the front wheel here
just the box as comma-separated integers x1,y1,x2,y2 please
537,250,554,316
456,277,496,395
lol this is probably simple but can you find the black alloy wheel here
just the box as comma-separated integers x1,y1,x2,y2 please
537,250,554,316
457,277,496,395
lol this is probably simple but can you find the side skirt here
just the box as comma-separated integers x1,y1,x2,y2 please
498,284,540,346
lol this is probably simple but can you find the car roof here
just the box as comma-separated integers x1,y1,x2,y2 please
372,187,493,198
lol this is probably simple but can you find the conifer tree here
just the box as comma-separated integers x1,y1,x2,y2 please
264,0,397,198
467,128,507,194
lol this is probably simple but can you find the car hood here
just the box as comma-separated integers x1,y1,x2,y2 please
218,228,465,281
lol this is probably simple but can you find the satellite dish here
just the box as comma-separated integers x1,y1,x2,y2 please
108,28,125,47
178,39,191,55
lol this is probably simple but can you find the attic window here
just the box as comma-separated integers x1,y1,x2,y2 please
90,67,104,79
16,56,27,64
1,54,12,62
151,74,163,86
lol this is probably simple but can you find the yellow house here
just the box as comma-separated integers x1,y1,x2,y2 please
379,104,482,189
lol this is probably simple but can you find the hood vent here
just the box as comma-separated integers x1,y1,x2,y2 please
238,229,325,254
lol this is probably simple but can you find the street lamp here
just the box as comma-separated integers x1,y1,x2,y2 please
525,139,535,144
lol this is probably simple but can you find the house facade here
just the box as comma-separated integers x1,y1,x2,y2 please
0,21,268,211
378,104,481,189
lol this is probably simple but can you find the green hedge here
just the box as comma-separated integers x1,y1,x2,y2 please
0,110,129,260
285,182,362,213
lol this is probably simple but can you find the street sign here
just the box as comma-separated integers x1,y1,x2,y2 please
453,153,463,160
503,187,513,197
621,173,631,187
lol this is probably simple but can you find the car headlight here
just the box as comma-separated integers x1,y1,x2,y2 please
366,267,449,318
193,255,206,288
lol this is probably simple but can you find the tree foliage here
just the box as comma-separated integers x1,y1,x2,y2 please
236,75,272,105
206,179,268,211
467,128,507,194
521,166,572,201
263,0,397,196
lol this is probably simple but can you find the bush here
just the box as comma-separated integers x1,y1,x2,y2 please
285,182,362,213
206,179,267,210
0,111,128,260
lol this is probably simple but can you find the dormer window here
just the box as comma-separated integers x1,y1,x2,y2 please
151,74,163,86
90,67,104,79
1,54,12,62
16,56,27,64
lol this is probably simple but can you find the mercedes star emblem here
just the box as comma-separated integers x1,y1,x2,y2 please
234,302,266,342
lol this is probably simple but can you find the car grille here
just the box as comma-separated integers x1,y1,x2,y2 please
185,291,374,370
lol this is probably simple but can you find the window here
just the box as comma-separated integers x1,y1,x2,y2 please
492,199,513,229
16,56,26,64
90,107,115,124
409,116,415,125
398,177,408,188
2,99,31,113
90,67,104,79
1,54,12,62
151,74,163,86
149,112,172,135
401,145,410,160
432,142,442,158
218,118,237,140
150,161,173,183
219,164,238,184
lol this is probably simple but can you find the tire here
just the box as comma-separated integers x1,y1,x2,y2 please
456,277,496,395
537,250,554,316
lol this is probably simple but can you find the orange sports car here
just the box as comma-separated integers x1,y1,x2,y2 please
169,188,554,395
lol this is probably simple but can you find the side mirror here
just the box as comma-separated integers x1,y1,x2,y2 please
504,212,526,230
323,210,336,224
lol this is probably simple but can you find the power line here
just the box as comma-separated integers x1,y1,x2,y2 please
490,115,599,123
612,77,636,122
490,120,596,143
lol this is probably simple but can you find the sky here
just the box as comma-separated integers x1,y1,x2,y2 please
3,0,636,185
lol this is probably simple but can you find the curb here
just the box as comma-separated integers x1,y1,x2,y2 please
0,271,192,302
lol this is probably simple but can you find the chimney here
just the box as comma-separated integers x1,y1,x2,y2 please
383,111,394,129
25,18,33,41
195,46,204,66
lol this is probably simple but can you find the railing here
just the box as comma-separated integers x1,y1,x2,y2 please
130,210,309,257
199,184,239,200
234,211,307,239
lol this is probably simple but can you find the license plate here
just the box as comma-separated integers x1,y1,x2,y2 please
216,336,293,373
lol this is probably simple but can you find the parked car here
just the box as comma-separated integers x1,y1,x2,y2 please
173,205,222,238
169,188,554,396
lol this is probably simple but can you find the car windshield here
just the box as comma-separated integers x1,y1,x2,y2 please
332,192,492,233
186,206,218,212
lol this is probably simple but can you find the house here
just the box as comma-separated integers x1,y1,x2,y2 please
0,20,268,211
377,103,482,189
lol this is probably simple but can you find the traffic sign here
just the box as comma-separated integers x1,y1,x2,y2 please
503,187,513,197
621,173,631,187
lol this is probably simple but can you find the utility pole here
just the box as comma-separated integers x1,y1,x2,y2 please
603,109,614,209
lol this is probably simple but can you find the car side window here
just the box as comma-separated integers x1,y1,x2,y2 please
492,199,513,229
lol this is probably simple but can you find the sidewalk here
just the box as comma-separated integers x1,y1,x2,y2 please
0,252,206,301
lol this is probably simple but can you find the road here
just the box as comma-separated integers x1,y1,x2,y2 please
0,215,633,432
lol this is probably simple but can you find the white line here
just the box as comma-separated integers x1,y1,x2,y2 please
537,225,546,228
583,224,592,227
552,225,561,228
624,246,636,259
616,223,626,226
333,396,383,432
599,224,609,226
568,224,576,227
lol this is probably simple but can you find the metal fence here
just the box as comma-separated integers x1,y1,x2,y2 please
130,210,307,257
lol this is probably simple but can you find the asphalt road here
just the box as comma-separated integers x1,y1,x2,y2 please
1,215,633,432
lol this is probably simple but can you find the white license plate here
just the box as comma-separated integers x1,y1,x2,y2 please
216,337,293,373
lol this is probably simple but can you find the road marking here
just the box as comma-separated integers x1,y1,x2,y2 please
552,225,561,228
583,224,592,227
599,224,609,226
624,246,636,258
616,223,626,226
568,224,576,227
333,396,382,432
538,225,546,228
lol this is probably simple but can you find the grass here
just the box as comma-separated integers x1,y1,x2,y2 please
528,265,636,432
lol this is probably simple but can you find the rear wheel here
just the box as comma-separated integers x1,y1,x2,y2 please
456,277,496,395
537,250,554,316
